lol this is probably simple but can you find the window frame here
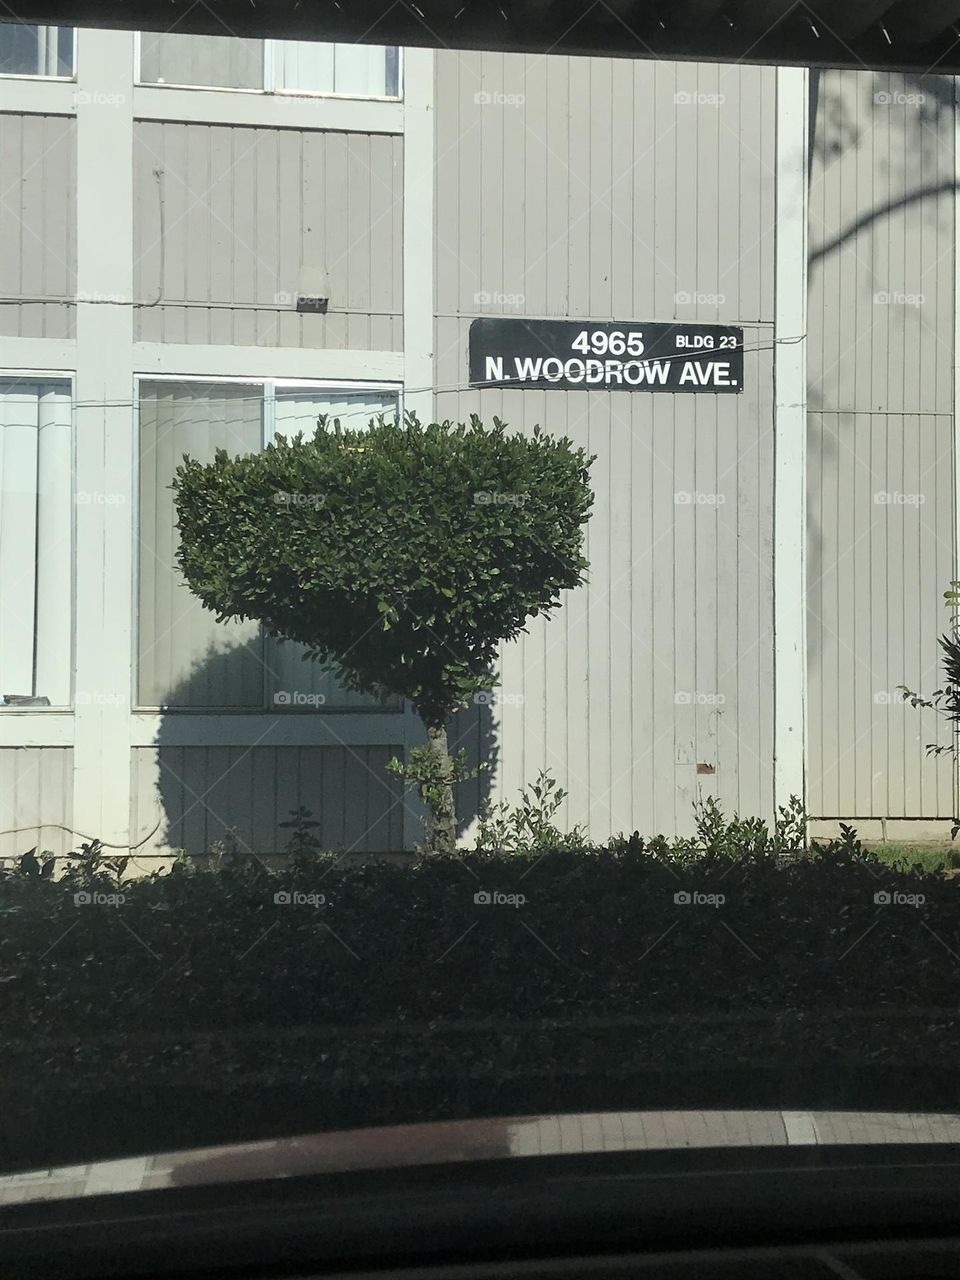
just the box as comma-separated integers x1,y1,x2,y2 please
0,23,77,81
133,33,403,101
0,371,76,712
132,373,404,715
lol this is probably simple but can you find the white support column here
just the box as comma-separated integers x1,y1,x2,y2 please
773,66,809,819
401,47,435,428
400,46,435,848
72,29,136,845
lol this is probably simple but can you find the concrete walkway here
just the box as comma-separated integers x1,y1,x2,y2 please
4,1110,960,1206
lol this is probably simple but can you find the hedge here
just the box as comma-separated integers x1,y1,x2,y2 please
2,827,959,1169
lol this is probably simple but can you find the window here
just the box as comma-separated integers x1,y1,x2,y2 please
136,379,400,710
269,41,400,97
138,32,400,98
0,23,74,77
0,379,72,708
137,33,262,91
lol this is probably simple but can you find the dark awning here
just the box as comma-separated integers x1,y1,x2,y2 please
12,0,960,74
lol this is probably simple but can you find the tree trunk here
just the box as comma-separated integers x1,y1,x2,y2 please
424,721,457,855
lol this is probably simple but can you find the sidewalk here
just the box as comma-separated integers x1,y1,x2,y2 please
4,1109,960,1205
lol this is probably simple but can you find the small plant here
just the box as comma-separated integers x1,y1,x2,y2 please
62,840,128,887
208,828,243,865
279,806,323,860
900,579,960,755
900,579,960,836
17,848,56,880
387,746,486,855
774,795,808,856
474,770,587,855
612,794,807,865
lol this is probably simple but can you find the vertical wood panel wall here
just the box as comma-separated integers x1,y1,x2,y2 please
807,70,956,819
0,113,75,338
434,53,777,837
129,745,405,859
132,122,403,348
0,747,74,857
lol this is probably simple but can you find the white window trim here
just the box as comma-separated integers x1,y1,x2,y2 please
0,70,76,83
0,24,76,80
0,371,76,712
133,32,403,101
132,373,403,715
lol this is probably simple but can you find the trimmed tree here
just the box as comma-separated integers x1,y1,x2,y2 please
173,413,594,852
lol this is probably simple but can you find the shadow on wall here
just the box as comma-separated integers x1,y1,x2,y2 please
150,643,498,858
806,68,957,694
808,70,956,273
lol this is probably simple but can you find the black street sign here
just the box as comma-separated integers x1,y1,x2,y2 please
468,318,744,392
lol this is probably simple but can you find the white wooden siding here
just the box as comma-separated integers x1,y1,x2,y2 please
807,70,956,818
129,744,405,857
434,53,777,836
0,113,75,339
132,123,403,349
0,746,74,857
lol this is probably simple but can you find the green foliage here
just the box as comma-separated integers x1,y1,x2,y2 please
279,806,323,861
58,840,129,888
6,800,960,1173
5,803,960,1169
612,793,808,865
901,580,960,836
4,807,959,1054
172,412,594,731
17,848,55,881
387,739,486,856
869,843,960,872
474,769,587,854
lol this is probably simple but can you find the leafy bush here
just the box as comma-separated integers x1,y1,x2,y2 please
3,802,960,1168
173,413,594,853
3,798,957,1041
474,770,588,854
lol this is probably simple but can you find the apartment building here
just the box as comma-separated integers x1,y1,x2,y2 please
0,25,954,858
